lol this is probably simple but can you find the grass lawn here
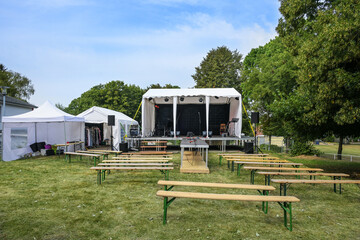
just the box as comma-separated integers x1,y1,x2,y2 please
1,152,360,239
314,143,360,156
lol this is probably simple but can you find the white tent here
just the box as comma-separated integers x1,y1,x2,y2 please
77,106,138,149
141,88,242,138
2,101,85,161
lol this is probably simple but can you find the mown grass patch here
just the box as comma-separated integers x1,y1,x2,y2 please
314,143,360,155
0,152,359,239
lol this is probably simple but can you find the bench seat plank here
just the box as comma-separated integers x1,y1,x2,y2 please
103,160,169,163
157,180,275,191
113,157,172,160
236,162,302,166
243,166,323,171
65,152,100,157
91,167,174,170
156,190,299,202
98,163,173,166
271,179,360,184
258,172,349,177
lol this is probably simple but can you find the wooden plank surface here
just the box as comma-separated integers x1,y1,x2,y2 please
87,150,122,154
236,162,303,166
122,151,172,155
218,154,268,156
65,152,100,157
77,151,109,155
243,166,323,171
103,160,169,163
113,157,173,160
156,190,300,202
98,163,173,166
157,180,275,191
271,179,360,184
90,167,174,170
228,159,289,163
257,172,350,177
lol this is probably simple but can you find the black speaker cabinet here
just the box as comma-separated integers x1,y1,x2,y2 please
108,115,115,126
244,142,254,154
251,112,259,124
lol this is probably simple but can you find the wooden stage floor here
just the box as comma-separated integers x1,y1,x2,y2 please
180,151,209,174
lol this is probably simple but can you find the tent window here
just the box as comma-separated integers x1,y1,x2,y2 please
11,128,28,150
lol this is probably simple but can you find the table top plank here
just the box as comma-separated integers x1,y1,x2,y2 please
156,190,300,202
157,180,275,191
243,166,323,171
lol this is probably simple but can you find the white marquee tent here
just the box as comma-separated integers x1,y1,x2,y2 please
77,106,138,149
2,101,85,161
141,88,242,138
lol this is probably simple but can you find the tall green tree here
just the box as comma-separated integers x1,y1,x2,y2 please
276,0,360,156
241,37,298,140
192,46,243,92
0,64,35,100
65,81,145,122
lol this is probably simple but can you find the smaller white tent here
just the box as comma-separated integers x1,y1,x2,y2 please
2,101,85,161
77,106,138,149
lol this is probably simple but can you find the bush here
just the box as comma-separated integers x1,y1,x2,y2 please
260,144,283,153
290,141,322,156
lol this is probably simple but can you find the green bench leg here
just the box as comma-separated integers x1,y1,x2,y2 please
237,164,244,176
259,190,269,214
264,174,271,185
231,161,235,172
162,196,176,225
97,170,102,184
227,160,230,169
278,202,293,231
250,170,257,184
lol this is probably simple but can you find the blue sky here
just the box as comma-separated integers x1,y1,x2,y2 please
0,0,280,107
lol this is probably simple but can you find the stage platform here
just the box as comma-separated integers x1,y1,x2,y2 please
127,136,254,151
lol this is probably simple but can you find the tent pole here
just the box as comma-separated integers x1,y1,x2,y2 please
64,121,67,152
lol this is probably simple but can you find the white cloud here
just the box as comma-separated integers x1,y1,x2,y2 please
2,12,277,106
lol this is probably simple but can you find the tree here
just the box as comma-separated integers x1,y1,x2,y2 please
64,81,145,122
0,64,35,100
241,37,298,141
192,46,243,92
276,0,360,157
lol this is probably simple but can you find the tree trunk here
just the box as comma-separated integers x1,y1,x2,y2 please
337,135,343,160
269,135,272,151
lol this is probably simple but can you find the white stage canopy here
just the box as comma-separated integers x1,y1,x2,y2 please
2,101,85,161
141,88,242,138
77,106,138,148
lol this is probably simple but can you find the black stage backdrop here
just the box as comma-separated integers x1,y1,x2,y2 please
154,104,229,136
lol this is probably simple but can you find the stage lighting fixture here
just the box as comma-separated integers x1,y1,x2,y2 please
235,97,239,100
148,97,153,101
215,96,219,99
199,97,203,102
180,97,184,102
164,97,169,102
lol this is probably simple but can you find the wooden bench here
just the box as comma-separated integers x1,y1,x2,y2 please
90,164,174,184
113,156,173,160
243,166,324,184
65,152,101,166
87,149,123,156
271,179,360,195
218,153,269,165
225,158,289,172
156,180,299,231
77,150,109,160
257,172,350,185
122,151,172,155
103,159,169,163
235,162,303,176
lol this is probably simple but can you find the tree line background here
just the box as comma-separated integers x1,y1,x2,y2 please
1,0,359,156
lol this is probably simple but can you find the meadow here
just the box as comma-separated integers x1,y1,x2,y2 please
314,143,360,156
0,152,360,240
